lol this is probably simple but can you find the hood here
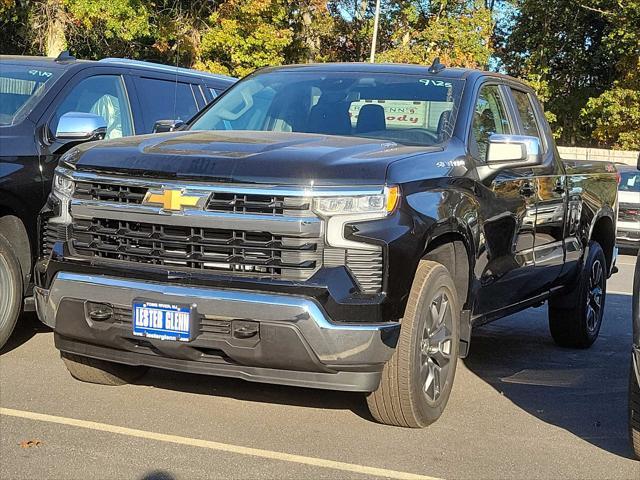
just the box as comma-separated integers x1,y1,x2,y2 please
73,130,440,185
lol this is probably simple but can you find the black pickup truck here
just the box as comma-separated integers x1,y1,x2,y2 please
34,63,619,427
0,54,234,348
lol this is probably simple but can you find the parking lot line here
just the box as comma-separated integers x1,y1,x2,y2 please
0,407,440,480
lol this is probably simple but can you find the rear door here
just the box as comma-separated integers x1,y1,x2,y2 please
130,75,201,133
508,87,567,294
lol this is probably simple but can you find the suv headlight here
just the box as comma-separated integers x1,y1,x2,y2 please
50,168,75,224
313,186,400,250
53,172,75,198
312,186,399,217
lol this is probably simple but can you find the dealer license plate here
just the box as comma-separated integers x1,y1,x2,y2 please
132,301,192,342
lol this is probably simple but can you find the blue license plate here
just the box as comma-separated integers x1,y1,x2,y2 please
132,301,192,342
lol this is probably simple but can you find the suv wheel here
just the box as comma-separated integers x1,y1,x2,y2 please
61,351,148,385
367,260,460,427
548,240,607,348
0,234,22,350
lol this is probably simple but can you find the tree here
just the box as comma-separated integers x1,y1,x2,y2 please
579,0,640,149
377,1,493,68
197,0,293,77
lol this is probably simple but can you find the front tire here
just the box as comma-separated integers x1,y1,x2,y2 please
61,351,148,386
548,241,607,348
367,260,460,427
0,234,22,350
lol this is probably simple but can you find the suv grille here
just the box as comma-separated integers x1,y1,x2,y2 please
74,182,148,204
206,192,310,216
71,218,321,279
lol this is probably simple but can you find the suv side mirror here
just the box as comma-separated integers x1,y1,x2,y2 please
486,134,543,169
55,112,107,142
153,119,185,133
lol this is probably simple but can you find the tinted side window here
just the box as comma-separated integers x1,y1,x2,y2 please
134,77,199,132
511,89,542,140
53,75,133,139
470,85,511,161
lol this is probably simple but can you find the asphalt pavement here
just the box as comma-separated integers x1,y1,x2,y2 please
1,254,639,480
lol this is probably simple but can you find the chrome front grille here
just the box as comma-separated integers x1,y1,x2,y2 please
65,173,384,291
71,218,321,279
74,181,148,204
206,192,310,216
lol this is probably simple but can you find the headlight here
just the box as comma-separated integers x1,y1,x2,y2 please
315,186,400,250
312,186,399,217
52,172,75,198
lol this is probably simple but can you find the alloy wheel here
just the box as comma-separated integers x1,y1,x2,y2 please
586,259,604,332
420,289,454,403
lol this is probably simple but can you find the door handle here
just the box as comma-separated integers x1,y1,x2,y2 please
519,182,535,197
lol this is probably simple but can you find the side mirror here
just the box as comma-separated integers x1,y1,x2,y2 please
153,119,185,133
55,112,107,142
486,134,543,169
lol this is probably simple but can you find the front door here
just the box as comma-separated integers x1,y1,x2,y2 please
470,83,539,316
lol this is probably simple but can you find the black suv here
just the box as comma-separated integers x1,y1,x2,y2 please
0,53,235,348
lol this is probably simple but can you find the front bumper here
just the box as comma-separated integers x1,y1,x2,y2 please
35,272,400,392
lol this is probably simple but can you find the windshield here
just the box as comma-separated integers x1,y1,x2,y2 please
620,170,640,192
0,63,62,125
190,70,465,147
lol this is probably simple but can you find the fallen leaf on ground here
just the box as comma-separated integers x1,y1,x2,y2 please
19,439,42,448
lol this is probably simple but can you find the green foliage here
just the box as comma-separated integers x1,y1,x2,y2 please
378,1,493,68
64,0,150,41
198,1,293,77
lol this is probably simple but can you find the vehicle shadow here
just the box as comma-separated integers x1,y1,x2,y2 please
463,293,634,459
138,366,374,420
135,294,632,458
0,312,51,355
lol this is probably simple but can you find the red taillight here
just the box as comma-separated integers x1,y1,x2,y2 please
616,172,622,185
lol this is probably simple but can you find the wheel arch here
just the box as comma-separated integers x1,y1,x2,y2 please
420,223,475,357
0,210,32,294
589,213,616,276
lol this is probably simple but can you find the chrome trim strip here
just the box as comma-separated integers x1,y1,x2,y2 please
71,200,322,236
67,170,384,197
36,273,399,364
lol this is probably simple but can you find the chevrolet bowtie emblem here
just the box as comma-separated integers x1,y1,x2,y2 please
143,189,207,211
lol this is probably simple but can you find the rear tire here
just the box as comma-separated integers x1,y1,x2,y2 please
548,241,607,348
630,357,640,459
0,234,22,350
61,351,148,386
367,260,460,427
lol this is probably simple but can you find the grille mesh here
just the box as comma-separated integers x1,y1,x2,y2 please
71,218,321,279
74,182,148,204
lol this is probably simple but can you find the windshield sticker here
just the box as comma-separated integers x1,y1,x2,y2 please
420,79,452,88
28,70,53,78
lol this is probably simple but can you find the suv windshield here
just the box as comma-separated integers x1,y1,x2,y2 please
0,63,62,125
191,70,464,147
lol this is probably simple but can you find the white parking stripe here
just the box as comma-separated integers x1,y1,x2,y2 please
1,407,441,480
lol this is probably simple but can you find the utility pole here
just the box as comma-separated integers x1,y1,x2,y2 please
369,0,381,63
